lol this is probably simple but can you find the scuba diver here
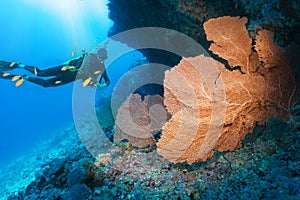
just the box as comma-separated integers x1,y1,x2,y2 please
0,47,110,89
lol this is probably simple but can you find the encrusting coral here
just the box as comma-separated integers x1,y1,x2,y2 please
157,16,295,164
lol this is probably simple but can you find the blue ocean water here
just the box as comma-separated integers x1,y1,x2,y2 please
0,0,118,163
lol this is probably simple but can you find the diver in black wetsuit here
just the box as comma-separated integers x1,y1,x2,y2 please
0,48,110,89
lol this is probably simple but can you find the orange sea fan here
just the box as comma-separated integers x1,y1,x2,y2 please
157,16,295,164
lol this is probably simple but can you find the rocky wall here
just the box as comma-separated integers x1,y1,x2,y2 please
107,0,242,67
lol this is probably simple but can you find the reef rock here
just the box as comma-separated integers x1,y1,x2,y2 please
107,0,240,66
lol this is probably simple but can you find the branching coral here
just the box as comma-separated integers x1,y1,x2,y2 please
157,16,295,164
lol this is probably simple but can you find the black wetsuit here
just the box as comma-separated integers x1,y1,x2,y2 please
0,57,83,87
0,61,15,71
0,54,110,88
24,55,85,87
99,70,110,86
0,61,22,79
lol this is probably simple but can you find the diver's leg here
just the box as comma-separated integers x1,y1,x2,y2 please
0,61,16,71
0,72,16,80
0,61,24,71
27,77,65,88
22,65,65,77
27,71,76,87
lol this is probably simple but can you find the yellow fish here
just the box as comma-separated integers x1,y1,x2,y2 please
94,70,101,75
68,66,76,69
72,50,76,57
15,79,24,87
2,73,10,77
55,80,62,84
83,77,92,87
12,75,21,81
74,41,77,47
34,67,38,75
10,62,16,67
61,66,68,71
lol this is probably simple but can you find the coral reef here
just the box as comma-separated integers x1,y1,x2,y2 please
157,16,295,164
114,94,167,148
3,119,300,199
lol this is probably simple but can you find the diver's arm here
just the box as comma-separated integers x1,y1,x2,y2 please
97,71,110,89
100,71,110,85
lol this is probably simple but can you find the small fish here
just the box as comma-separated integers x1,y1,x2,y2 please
74,41,77,47
68,66,76,69
83,77,92,87
15,79,24,87
61,66,68,71
94,70,101,75
2,73,10,77
72,50,76,57
34,67,38,75
55,80,62,84
12,75,21,81
10,62,16,67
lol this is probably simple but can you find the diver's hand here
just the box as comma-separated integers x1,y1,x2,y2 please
97,83,107,90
